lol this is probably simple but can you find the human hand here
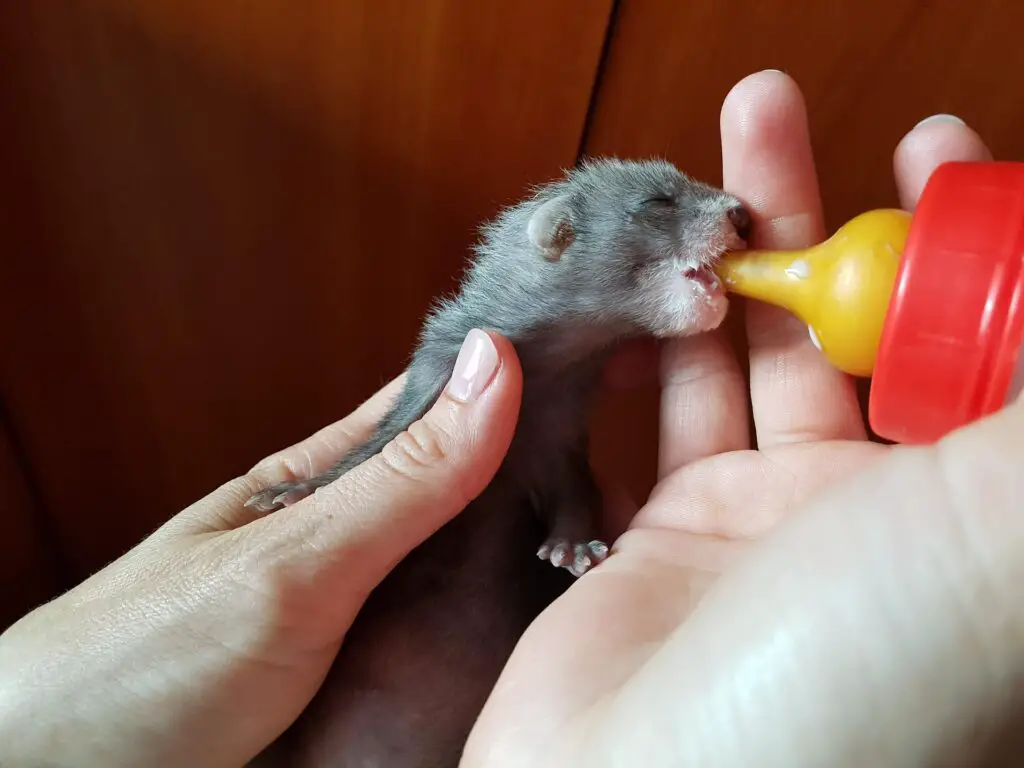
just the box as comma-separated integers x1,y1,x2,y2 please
0,330,523,768
461,71,1020,767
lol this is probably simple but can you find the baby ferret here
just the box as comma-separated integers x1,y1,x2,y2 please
246,157,751,767
247,156,750,575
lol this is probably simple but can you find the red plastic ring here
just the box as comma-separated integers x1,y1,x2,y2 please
870,161,1024,444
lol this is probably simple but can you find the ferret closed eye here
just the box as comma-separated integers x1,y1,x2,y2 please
640,195,675,206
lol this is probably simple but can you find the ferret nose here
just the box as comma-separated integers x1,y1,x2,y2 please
727,205,752,242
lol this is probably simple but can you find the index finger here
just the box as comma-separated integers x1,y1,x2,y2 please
894,114,993,210
721,71,868,447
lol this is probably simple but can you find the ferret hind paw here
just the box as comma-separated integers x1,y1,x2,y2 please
536,537,609,577
244,481,314,513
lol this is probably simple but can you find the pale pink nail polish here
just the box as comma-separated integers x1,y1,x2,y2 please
914,114,966,129
447,329,499,402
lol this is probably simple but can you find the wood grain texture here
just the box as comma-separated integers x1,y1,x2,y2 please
0,414,61,631
0,1,612,579
584,0,1024,504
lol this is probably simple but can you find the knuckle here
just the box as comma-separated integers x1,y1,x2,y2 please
378,417,456,480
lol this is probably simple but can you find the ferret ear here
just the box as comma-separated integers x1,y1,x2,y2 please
527,195,575,262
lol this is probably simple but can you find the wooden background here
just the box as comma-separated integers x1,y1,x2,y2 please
3,0,1024,630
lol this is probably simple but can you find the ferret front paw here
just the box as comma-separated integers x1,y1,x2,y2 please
244,480,315,513
536,537,609,577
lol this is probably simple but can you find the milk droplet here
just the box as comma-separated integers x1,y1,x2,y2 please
785,259,810,279
808,325,823,351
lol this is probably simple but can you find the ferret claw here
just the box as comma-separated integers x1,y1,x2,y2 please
244,483,312,513
537,537,609,577
244,492,278,513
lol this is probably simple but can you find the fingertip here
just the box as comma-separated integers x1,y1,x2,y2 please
721,69,805,145
455,329,523,466
894,115,993,210
720,69,824,248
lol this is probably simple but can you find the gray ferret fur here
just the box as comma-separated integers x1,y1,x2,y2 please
246,157,750,767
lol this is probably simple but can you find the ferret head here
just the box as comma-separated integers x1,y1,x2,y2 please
525,157,751,338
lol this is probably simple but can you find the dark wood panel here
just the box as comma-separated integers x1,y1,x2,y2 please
0,1,613,579
584,0,1024,504
0,413,61,630
589,0,1024,207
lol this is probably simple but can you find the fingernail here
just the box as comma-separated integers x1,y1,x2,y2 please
808,324,823,352
914,113,966,129
763,68,786,74
447,329,499,402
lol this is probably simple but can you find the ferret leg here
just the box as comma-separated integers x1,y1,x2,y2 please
535,450,609,577
245,363,448,514
536,524,609,577
244,426,388,513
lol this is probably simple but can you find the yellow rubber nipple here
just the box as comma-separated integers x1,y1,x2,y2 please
713,209,911,377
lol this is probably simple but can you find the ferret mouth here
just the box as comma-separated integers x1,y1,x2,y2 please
682,266,723,293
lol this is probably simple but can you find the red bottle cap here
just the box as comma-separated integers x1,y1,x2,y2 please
870,161,1024,444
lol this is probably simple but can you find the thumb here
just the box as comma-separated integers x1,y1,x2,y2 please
256,328,522,596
